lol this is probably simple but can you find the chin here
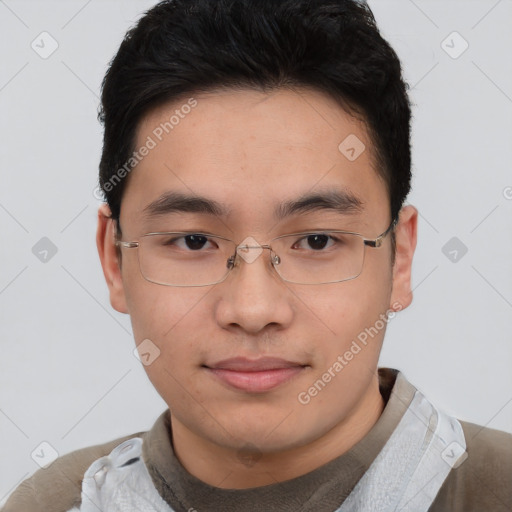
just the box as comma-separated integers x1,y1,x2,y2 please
211,408,322,453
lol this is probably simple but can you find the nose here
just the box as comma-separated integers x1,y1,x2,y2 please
214,237,293,335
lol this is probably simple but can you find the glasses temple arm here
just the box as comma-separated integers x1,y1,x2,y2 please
363,217,398,248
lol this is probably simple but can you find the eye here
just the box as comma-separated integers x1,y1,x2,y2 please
163,234,217,251
293,233,336,251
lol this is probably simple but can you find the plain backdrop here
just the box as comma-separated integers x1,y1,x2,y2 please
1,0,511,505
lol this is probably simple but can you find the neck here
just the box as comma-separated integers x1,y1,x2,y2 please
171,375,385,489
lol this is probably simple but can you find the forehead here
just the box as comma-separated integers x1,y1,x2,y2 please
120,87,387,231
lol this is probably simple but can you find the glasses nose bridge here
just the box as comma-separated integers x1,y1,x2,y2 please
230,237,280,269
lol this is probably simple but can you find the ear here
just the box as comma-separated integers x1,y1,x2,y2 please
389,205,418,311
96,203,129,314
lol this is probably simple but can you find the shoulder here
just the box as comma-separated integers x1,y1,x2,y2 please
430,420,512,511
1,431,144,512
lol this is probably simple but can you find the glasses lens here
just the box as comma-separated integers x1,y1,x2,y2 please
271,232,365,284
135,231,365,286
137,233,234,286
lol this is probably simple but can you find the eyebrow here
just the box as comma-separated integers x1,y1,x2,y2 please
142,188,364,221
275,188,364,219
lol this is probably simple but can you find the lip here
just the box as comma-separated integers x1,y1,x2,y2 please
204,357,307,393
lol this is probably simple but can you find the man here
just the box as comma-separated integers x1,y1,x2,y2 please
4,0,511,510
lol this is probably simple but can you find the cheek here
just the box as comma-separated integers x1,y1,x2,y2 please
125,285,211,405
292,269,392,343
289,259,393,390
123,269,208,341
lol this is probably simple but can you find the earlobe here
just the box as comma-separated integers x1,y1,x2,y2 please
389,205,418,312
96,204,129,314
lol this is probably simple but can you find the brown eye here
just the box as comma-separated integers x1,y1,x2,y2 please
183,234,209,250
305,234,329,250
293,234,335,251
161,234,216,251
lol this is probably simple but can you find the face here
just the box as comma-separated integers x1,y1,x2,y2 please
98,87,416,455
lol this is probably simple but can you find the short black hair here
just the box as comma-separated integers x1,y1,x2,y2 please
98,0,412,261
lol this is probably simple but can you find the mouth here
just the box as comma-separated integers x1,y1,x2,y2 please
203,357,308,393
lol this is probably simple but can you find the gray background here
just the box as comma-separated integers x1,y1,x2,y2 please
1,0,511,504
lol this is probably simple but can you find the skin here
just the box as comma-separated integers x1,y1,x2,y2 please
97,87,417,489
